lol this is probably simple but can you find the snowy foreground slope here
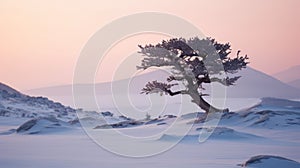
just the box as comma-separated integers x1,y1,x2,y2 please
0,83,300,168
0,82,76,120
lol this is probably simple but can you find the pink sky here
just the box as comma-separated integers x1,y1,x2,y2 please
1,0,299,90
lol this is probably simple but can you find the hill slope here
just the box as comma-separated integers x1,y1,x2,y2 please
273,65,300,83
0,82,76,120
225,67,300,98
288,79,300,89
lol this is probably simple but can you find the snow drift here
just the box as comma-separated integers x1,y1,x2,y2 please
220,97,300,129
241,155,300,168
16,116,76,134
159,127,263,142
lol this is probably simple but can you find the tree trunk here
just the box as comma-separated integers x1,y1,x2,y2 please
199,96,228,113
191,94,228,114
190,94,228,123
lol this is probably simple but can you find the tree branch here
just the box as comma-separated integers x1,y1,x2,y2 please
196,75,241,86
166,89,188,96
140,80,188,96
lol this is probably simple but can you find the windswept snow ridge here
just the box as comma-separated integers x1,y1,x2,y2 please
220,97,300,129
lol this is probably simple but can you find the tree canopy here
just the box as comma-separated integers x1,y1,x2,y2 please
138,37,249,114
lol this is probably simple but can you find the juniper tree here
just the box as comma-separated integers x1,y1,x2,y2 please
137,37,249,115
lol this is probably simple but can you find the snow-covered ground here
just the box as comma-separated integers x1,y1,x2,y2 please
0,136,296,168
0,116,299,168
1,98,300,168
1,82,299,168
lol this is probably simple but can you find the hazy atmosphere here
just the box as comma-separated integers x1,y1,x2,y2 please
1,1,300,168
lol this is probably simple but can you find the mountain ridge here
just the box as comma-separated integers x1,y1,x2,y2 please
288,79,300,89
273,65,300,83
25,67,300,107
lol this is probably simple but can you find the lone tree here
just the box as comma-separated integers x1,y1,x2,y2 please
138,37,249,115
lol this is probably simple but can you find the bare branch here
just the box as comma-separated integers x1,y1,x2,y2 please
140,80,187,96
166,90,188,96
166,75,185,82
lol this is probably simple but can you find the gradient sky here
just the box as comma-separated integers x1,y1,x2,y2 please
1,0,299,91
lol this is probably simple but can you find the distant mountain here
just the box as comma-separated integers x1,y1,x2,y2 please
25,70,172,107
0,82,76,119
273,65,300,83
26,69,169,96
225,67,300,98
26,67,300,108
288,79,300,89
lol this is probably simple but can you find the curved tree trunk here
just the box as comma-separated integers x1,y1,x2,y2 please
191,94,228,123
198,96,228,113
191,93,228,114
